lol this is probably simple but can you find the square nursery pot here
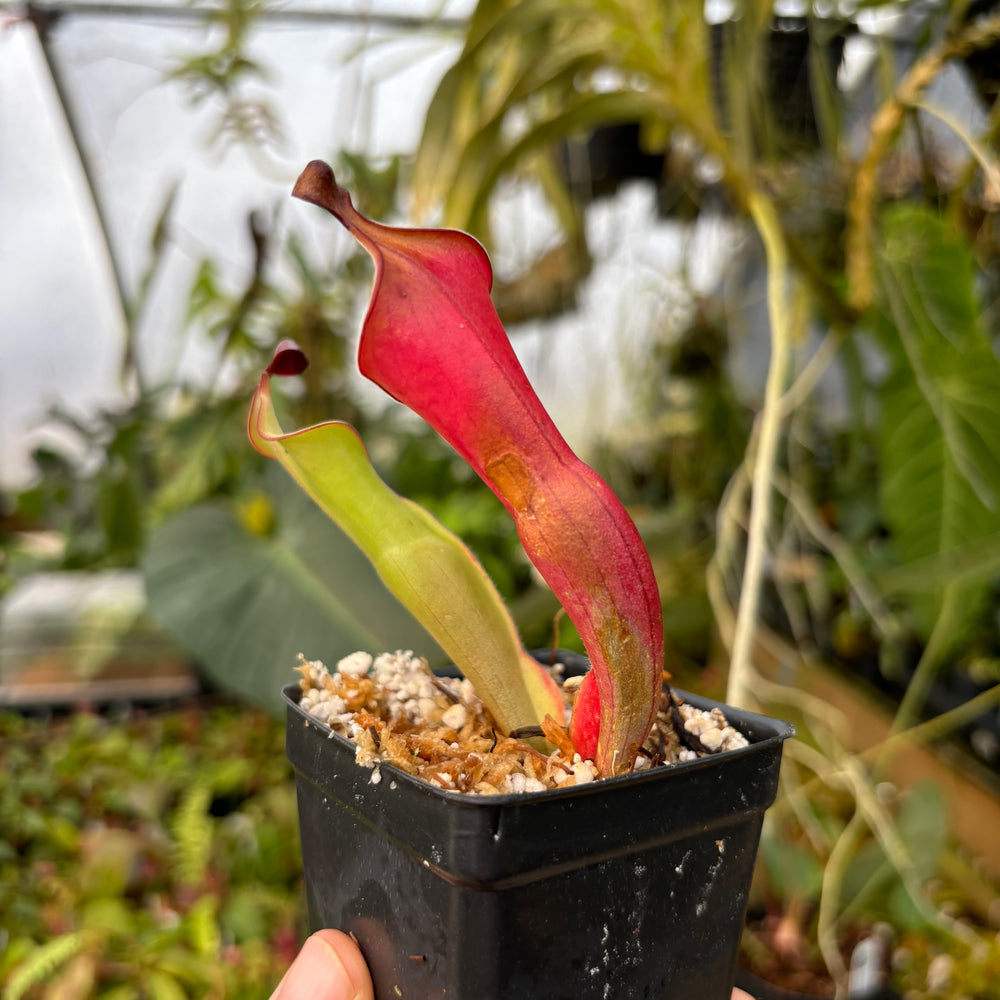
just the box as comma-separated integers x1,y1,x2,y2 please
283,652,793,1000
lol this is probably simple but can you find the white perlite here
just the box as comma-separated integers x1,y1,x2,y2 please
679,703,747,754
369,649,473,727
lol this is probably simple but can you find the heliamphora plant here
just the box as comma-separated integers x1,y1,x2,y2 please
252,160,664,776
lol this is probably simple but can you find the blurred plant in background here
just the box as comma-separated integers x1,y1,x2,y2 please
405,0,1000,694
0,703,301,999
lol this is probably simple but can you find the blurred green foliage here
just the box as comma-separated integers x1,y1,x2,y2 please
0,702,302,999
751,780,1000,997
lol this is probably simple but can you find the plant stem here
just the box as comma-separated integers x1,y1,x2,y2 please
817,809,859,994
846,8,1000,312
894,679,1000,748
709,458,750,638
764,671,1000,820
843,754,987,954
726,193,794,709
882,584,963,746
778,326,845,417
774,473,905,656
912,97,1000,194
778,754,834,856
12,1,468,30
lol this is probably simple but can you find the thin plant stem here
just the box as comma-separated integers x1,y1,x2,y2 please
819,757,984,1000
816,810,859,994
774,473,905,653
947,100,1000,227
777,755,834,856
708,450,752,652
894,679,1000,748
773,522,816,656
749,676,851,754
884,584,963,745
846,8,1000,311
706,554,737,650
842,755,987,954
771,680,1000,822
29,1,468,29
783,738,845,787
726,193,795,708
778,326,845,418
912,98,1000,194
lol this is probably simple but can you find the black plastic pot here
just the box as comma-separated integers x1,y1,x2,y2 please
283,654,793,1000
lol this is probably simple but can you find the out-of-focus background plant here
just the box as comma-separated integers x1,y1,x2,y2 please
3,0,1000,996
0,702,301,1000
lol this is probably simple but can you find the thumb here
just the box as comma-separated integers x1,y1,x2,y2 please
271,929,374,1000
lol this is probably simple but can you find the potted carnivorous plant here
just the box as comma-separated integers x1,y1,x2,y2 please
248,160,793,1000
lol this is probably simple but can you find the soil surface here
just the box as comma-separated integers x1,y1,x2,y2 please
296,650,749,793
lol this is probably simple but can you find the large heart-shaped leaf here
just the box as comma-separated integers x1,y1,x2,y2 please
876,205,1000,638
142,468,443,713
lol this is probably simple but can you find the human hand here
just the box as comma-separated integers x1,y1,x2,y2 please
270,929,374,1000
273,929,755,1000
